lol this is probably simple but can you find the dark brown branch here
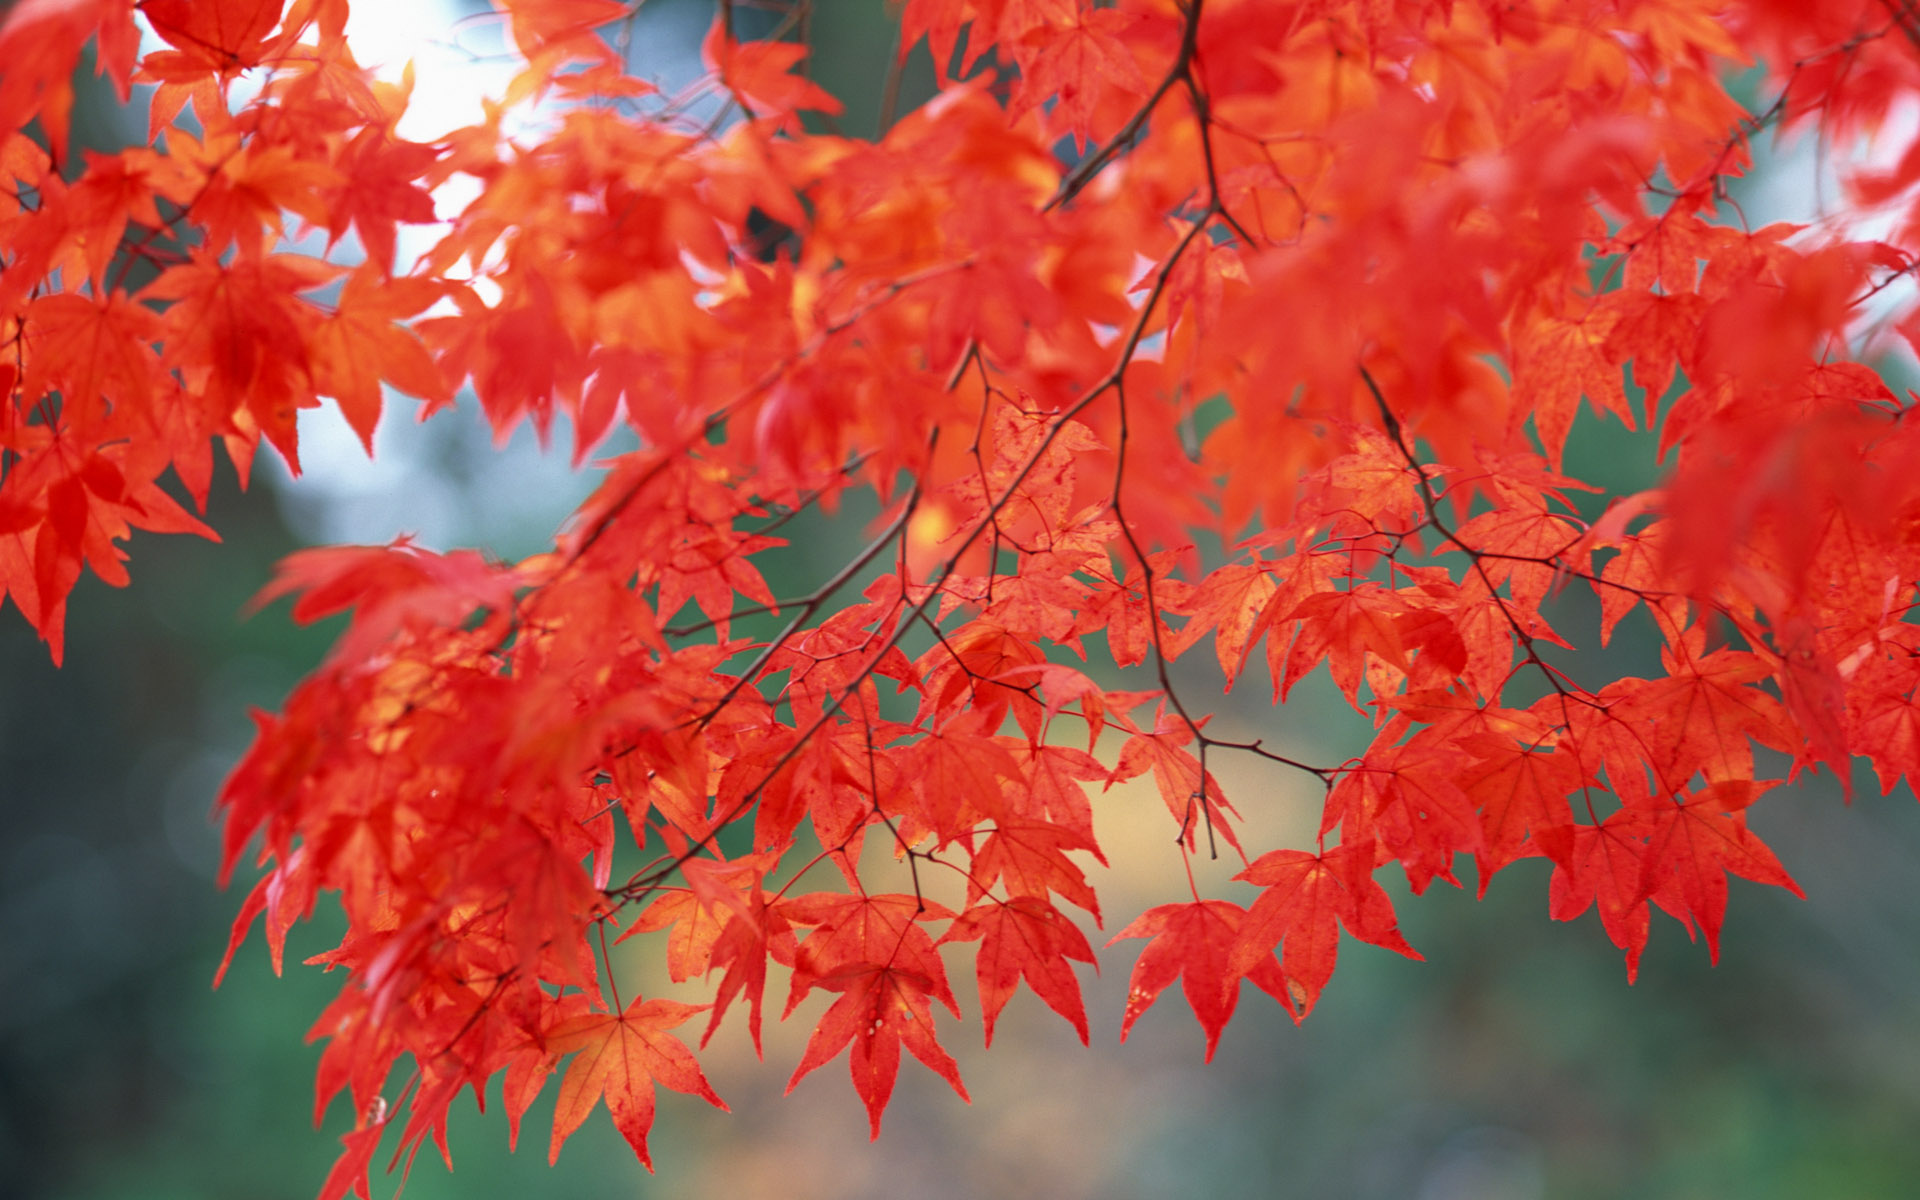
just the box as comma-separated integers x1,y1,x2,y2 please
1045,0,1204,212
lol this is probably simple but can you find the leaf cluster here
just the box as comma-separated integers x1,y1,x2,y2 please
9,1,1920,1194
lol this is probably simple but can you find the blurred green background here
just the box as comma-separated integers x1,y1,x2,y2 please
11,4,1920,1199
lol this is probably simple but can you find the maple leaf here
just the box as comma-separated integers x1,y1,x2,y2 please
1169,560,1278,686
618,850,791,1054
785,961,970,1138
784,892,957,1007
249,538,520,666
141,0,284,71
320,127,441,276
1109,899,1290,1061
21,290,165,439
774,890,968,1133
1453,501,1583,613
1612,209,1727,295
1458,733,1587,889
1109,711,1245,855
546,994,728,1169
497,0,626,57
703,22,844,128
1595,519,1671,646
1004,741,1110,846
700,887,795,1056
997,661,1127,751
1772,617,1852,792
0,0,138,155
1322,733,1481,895
1011,8,1147,150
1617,647,1797,794
1273,585,1410,708
145,250,343,469
1850,648,1920,796
314,1123,384,1200
967,818,1101,918
940,896,1095,1046
307,268,450,451
1599,289,1706,414
1537,815,1659,982
1632,780,1804,961
1313,430,1438,528
903,729,1023,844
1229,844,1422,1020
1074,548,1186,669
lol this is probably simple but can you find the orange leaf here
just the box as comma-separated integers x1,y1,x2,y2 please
141,0,284,71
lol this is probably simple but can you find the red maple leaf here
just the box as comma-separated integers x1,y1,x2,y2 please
546,994,728,1168
1632,780,1804,961
941,896,1095,1045
782,891,968,1136
1229,844,1422,1020
1109,899,1290,1060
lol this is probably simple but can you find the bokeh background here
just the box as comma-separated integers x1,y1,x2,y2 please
9,4,1920,1199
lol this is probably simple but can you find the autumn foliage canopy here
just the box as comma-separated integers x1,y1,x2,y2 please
9,0,1920,1192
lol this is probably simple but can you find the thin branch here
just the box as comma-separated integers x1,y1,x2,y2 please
1045,0,1204,212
